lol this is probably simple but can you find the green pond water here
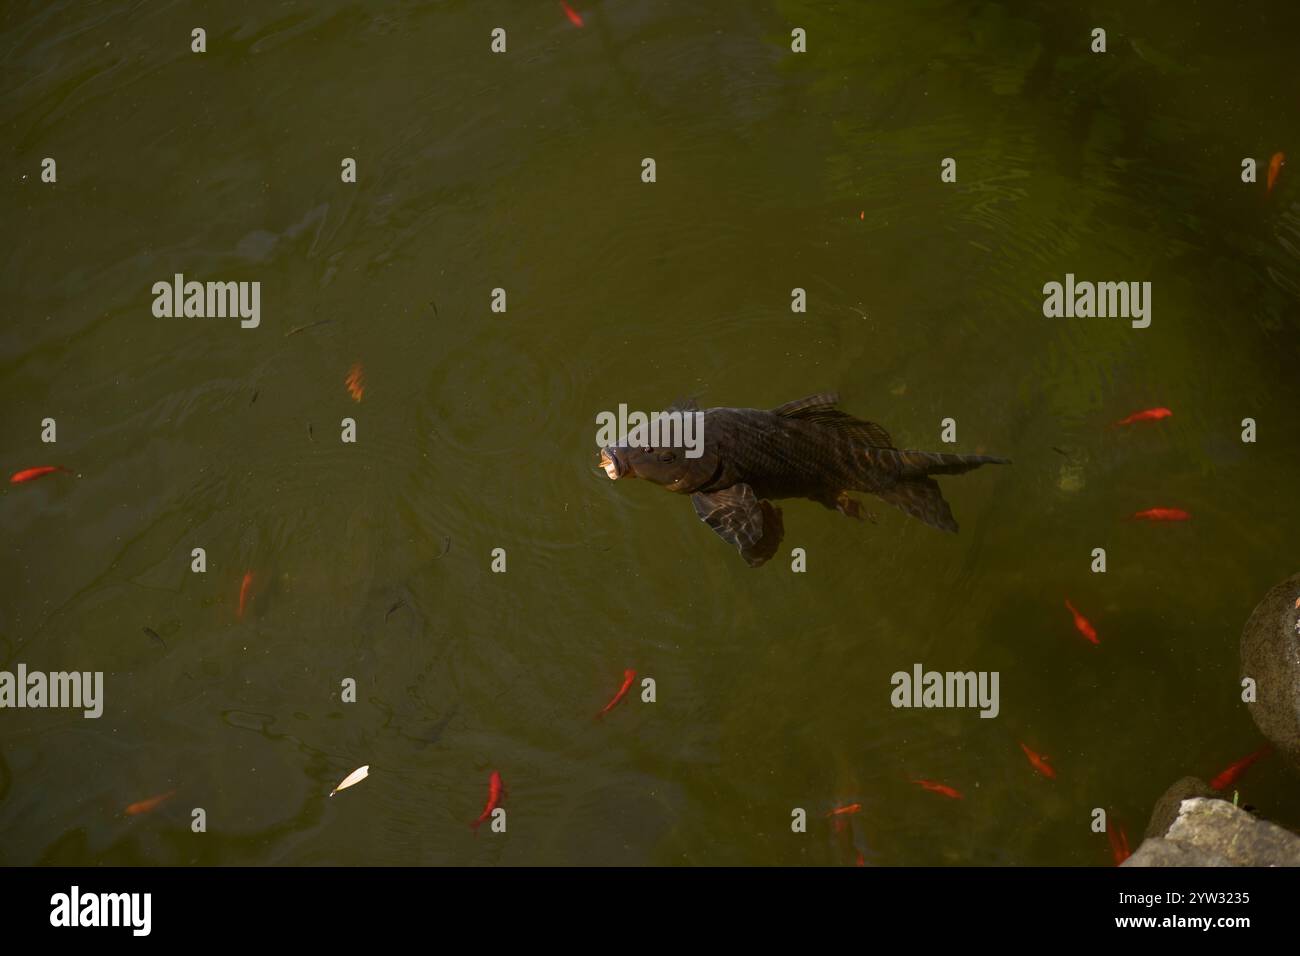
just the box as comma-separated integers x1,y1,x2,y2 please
2,0,1298,865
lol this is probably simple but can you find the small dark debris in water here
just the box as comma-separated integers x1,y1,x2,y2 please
429,300,439,317
143,626,165,649
308,423,314,442
1051,446,1069,457
434,535,451,558
284,319,334,338
250,390,259,405
385,599,407,622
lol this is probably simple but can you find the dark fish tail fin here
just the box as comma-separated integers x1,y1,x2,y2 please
875,478,959,533
881,449,1011,478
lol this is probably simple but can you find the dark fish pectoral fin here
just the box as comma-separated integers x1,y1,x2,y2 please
754,500,784,565
692,484,784,567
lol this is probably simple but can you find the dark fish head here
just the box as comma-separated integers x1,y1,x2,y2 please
599,443,719,493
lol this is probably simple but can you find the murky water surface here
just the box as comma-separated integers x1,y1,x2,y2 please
2,0,1297,865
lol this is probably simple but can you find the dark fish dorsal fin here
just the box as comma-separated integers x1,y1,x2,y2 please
771,393,841,418
859,421,894,448
773,395,894,448
813,411,894,449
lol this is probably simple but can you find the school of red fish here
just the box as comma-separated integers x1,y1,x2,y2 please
823,403,1273,866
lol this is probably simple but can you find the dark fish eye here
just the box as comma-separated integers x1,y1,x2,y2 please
658,451,676,462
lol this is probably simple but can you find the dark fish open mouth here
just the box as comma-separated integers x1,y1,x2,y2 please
599,447,624,480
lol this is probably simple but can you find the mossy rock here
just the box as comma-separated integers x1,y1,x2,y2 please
1239,572,1300,770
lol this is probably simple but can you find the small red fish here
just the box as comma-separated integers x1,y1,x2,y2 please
911,779,963,800
345,363,365,402
1209,744,1272,792
1267,152,1284,195
561,1,583,27
1114,407,1172,426
1063,599,1099,646
1019,742,1056,779
1107,821,1131,865
125,789,177,816
597,668,636,718
1131,508,1190,522
855,852,865,866
471,770,504,831
237,571,254,620
10,466,69,484
858,210,865,220
827,802,862,833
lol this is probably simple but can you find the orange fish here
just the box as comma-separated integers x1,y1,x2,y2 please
827,802,863,833
125,789,177,816
1019,742,1056,779
859,210,865,220
561,1,583,27
345,363,365,402
855,852,865,866
1209,744,1272,791
1131,508,1190,522
911,779,963,800
597,668,636,718
1063,599,1099,645
1267,152,1284,195
471,771,504,831
10,466,69,484
237,571,254,620
1114,407,1172,426
1107,821,1131,865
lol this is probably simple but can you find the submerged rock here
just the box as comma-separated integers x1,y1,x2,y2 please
1124,797,1300,867
1055,457,1086,494
1239,571,1300,769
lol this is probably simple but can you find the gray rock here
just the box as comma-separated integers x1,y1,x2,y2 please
1125,838,1230,867
1239,571,1300,768
1144,776,1215,839
1123,797,1300,867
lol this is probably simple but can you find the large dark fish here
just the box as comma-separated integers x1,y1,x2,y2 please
599,394,1009,567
